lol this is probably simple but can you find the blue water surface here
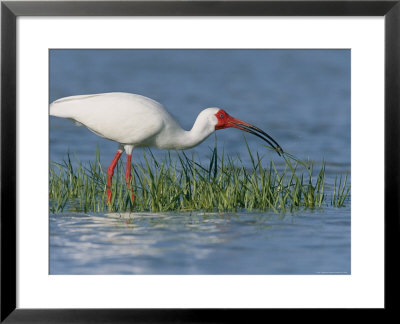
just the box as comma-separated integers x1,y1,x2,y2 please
49,49,350,275
50,209,350,275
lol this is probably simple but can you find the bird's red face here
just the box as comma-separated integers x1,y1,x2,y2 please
214,109,283,156
215,109,233,130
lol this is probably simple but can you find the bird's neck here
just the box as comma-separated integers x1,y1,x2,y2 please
165,116,215,150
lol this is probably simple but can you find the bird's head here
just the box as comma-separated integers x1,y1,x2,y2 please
212,108,283,156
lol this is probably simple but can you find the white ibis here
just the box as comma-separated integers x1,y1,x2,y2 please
50,92,282,204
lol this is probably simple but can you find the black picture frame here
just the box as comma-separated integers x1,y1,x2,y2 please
1,0,399,322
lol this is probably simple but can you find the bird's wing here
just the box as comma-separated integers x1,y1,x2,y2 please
50,92,166,145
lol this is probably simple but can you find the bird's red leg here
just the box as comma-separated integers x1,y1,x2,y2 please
107,150,123,204
125,154,135,203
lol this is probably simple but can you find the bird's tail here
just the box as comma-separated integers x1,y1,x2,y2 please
49,102,58,116
49,94,101,118
49,97,74,118
49,99,67,117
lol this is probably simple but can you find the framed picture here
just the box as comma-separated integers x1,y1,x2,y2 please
1,0,398,321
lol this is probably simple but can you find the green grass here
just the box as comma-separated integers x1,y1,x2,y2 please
49,142,350,214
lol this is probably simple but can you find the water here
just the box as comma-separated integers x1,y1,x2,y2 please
50,209,350,275
49,49,350,274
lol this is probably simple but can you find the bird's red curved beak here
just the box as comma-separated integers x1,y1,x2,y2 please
215,112,283,156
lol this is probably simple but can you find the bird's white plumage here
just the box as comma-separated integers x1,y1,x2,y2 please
51,92,282,204
50,92,219,150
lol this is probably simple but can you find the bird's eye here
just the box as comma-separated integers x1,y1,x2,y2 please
220,114,224,118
